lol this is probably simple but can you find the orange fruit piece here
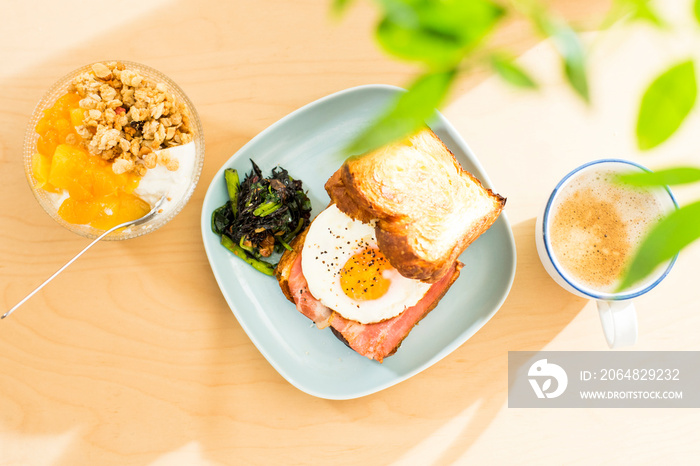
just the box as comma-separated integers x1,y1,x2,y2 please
91,194,151,230
34,91,151,231
69,108,85,127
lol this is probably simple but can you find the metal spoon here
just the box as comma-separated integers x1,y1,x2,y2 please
2,196,167,320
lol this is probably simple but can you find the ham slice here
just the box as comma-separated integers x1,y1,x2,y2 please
287,252,332,328
286,253,462,362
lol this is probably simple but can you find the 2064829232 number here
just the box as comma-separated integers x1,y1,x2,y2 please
599,368,680,381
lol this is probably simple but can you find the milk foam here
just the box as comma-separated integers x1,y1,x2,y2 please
549,169,665,293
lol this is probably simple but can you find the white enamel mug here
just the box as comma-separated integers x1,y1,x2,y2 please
535,159,678,348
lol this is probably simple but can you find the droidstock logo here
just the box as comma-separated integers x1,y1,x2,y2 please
528,359,568,399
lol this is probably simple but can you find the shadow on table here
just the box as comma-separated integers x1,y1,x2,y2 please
0,0,601,461
0,0,421,463
323,217,589,465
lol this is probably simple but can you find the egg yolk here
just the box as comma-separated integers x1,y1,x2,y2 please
340,247,392,301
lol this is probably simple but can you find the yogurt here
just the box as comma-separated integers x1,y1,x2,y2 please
46,190,70,209
43,142,197,226
135,142,197,215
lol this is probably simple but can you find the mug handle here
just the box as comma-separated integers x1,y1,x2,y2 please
597,300,638,348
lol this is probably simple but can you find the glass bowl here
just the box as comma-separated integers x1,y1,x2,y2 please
23,60,205,240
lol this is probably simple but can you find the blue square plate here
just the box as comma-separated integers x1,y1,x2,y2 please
200,85,516,399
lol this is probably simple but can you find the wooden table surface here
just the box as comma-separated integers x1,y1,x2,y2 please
2,1,699,464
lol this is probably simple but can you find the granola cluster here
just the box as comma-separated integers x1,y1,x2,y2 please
68,61,194,175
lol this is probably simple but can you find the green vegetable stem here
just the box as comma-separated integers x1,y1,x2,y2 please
221,235,275,276
253,201,281,217
224,168,240,216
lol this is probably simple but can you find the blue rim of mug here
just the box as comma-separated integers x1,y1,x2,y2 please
542,158,679,301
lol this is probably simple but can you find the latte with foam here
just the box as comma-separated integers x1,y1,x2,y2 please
548,169,664,292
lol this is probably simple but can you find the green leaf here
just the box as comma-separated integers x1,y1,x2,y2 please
490,53,538,89
636,60,697,151
695,0,700,25
344,69,456,155
534,11,589,102
332,0,353,16
617,167,700,186
375,0,505,69
621,0,665,27
617,200,700,291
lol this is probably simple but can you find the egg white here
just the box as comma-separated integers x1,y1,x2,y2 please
301,204,432,324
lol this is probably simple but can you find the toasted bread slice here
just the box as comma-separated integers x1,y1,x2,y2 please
325,127,505,282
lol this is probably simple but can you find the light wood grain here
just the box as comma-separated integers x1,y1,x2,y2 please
2,0,699,465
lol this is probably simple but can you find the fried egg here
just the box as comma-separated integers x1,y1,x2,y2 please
301,204,431,324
